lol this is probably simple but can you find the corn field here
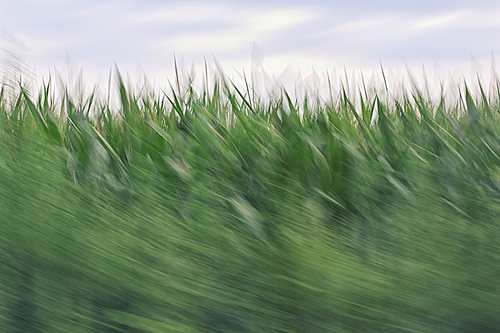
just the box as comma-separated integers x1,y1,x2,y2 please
1,70,500,332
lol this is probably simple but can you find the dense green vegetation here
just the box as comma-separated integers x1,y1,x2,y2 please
1,70,500,332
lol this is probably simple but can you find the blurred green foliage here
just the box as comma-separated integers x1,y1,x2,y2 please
1,74,500,332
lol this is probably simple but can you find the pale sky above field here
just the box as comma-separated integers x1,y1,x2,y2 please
1,0,500,95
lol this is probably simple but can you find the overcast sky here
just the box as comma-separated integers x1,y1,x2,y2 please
2,0,500,95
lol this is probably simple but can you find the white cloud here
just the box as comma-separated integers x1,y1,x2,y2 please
145,5,317,55
332,12,406,33
244,9,315,32
133,3,236,24
157,30,251,54
3,0,500,93
411,11,466,30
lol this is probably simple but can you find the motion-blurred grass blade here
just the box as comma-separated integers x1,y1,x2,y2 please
148,120,172,145
465,86,479,128
22,87,63,146
89,123,128,178
230,79,254,114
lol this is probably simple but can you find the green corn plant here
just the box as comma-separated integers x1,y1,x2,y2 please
1,69,500,332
